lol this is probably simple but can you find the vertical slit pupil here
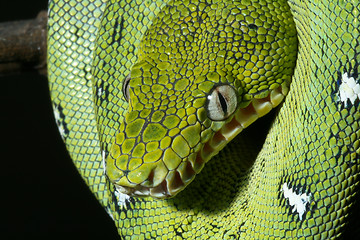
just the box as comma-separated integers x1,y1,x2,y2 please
123,74,131,101
217,91,228,116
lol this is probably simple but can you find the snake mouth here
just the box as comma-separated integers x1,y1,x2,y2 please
116,84,289,198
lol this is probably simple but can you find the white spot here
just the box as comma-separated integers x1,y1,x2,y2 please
102,150,106,175
97,87,103,97
338,72,360,106
53,105,66,140
114,185,131,209
53,105,61,121
282,183,311,220
105,208,114,220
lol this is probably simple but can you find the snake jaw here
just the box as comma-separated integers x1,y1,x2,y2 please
108,83,289,199
110,153,198,198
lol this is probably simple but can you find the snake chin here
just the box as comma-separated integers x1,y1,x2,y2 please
114,84,289,199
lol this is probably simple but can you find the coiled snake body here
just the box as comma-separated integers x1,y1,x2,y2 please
48,0,360,238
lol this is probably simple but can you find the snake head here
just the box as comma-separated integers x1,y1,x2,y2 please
105,0,297,198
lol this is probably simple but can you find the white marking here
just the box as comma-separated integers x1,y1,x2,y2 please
102,150,106,175
53,105,66,140
53,105,61,122
114,185,131,209
105,208,114,220
47,1,51,17
282,183,311,220
97,87,103,97
338,72,360,106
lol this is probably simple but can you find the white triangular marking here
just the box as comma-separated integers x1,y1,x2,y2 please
338,72,360,106
282,183,311,220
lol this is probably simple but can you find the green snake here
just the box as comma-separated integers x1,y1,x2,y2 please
48,0,360,238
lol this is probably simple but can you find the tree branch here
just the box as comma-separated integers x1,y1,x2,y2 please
0,10,47,75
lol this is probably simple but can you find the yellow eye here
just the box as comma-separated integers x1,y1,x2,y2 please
206,85,237,121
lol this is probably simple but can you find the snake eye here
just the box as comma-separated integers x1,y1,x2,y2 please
206,85,237,121
123,73,131,102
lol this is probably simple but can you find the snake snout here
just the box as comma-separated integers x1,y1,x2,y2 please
106,83,288,199
104,109,203,198
107,145,199,198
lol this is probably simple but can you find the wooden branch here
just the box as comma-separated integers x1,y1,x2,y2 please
0,10,47,75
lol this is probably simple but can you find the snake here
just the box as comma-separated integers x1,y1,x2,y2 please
47,0,360,239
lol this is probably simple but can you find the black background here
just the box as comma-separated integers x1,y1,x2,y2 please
2,1,360,239
1,1,119,239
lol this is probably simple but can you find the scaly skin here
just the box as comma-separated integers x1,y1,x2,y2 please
48,0,360,239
